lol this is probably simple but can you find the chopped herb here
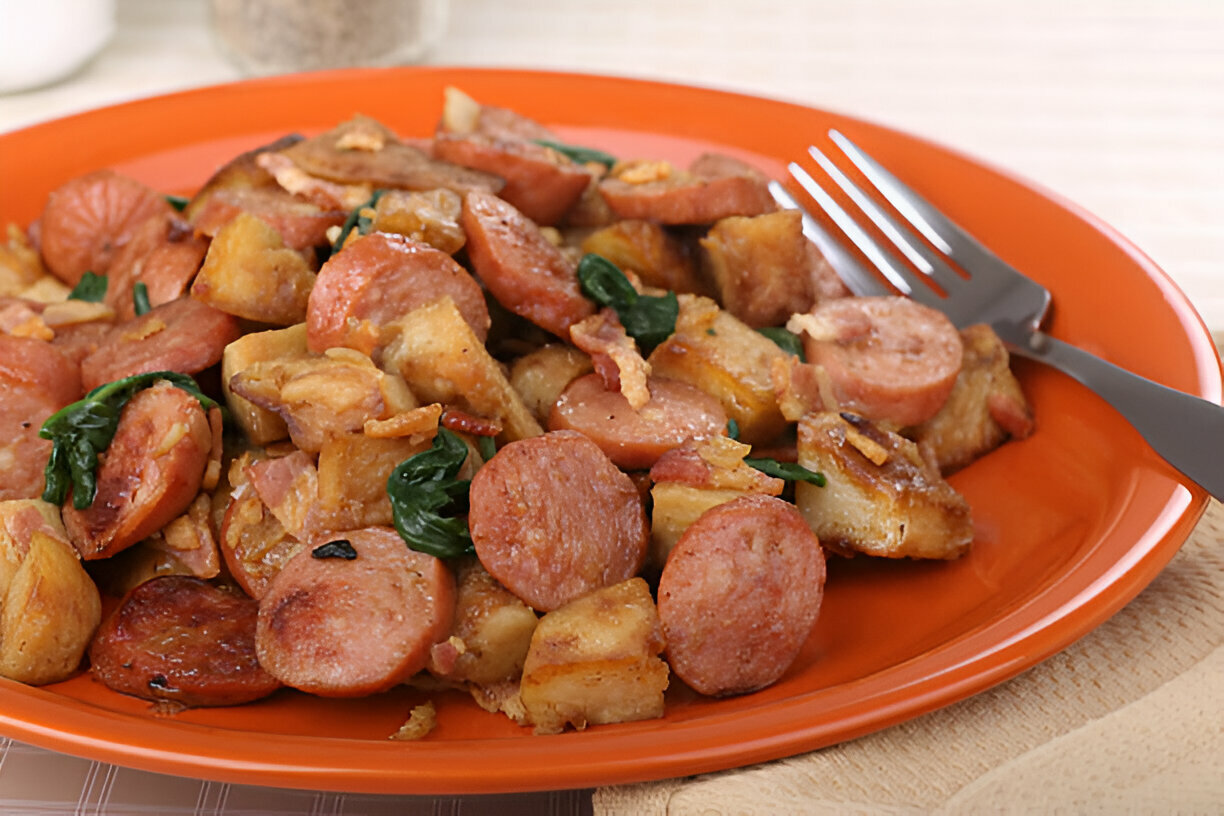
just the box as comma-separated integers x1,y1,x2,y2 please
165,194,190,212
312,539,358,560
477,434,497,462
744,457,827,487
387,427,474,559
533,138,617,169
132,282,151,316
706,328,717,336
40,372,219,509
68,271,108,303
331,189,386,254
726,418,741,440
758,326,805,361
577,253,678,353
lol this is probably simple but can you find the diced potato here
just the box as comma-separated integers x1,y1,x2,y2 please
191,211,316,325
0,224,49,297
647,294,788,444
382,297,543,442
432,559,538,690
370,188,466,255
230,346,415,453
221,324,307,445
316,432,434,528
699,210,816,328
794,412,973,560
649,483,753,569
520,577,668,734
580,220,708,295
0,500,101,685
509,343,593,425
906,324,1034,474
388,702,437,741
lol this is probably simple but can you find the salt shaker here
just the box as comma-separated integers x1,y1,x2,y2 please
209,0,450,76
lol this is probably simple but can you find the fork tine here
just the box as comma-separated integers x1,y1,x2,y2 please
827,129,1007,275
806,143,966,294
785,161,945,310
767,180,890,298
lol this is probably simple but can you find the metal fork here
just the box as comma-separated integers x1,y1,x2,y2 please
770,129,1224,501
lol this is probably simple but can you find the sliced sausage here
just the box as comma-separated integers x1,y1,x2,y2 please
255,526,455,696
219,482,304,601
468,430,649,612
799,295,964,428
89,575,281,707
461,191,595,338
61,380,212,559
433,133,591,226
548,373,728,470
0,336,82,501
657,494,826,696
306,232,490,356
79,296,242,393
189,186,346,252
38,169,174,285
104,212,209,321
598,153,777,225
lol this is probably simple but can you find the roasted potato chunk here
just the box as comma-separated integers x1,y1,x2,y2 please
0,500,101,684
221,323,307,445
580,220,707,295
192,212,317,326
907,324,1035,474
795,412,973,560
520,578,668,734
647,294,788,444
508,343,593,425
370,188,466,255
383,297,543,442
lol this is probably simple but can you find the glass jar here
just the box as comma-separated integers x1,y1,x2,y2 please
209,0,450,77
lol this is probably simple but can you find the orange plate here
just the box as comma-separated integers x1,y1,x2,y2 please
0,67,1218,795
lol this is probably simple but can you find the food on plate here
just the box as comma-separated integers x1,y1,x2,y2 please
0,87,1034,735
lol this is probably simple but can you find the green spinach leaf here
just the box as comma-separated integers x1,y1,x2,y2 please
67,271,108,303
533,138,617,169
40,372,219,509
577,253,678,352
387,427,474,559
757,326,805,361
330,189,386,255
132,282,151,316
743,456,827,487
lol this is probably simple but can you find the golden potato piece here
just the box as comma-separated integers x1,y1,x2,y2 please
520,577,668,734
383,297,543,442
508,343,593,425
0,500,101,684
192,211,316,326
580,220,707,295
221,323,307,445
647,294,787,444
699,210,816,328
795,412,973,560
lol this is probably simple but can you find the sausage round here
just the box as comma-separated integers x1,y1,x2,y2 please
255,526,455,697
90,575,280,707
657,494,826,696
548,373,729,470
468,430,649,612
461,191,595,338
0,336,82,501
61,380,212,559
802,295,963,428
598,153,777,225
38,169,174,285
307,231,490,355
104,212,209,321
79,296,242,393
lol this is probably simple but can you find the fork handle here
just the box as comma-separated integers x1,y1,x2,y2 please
1013,331,1224,500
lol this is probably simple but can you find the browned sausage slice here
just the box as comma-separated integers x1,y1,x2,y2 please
433,133,591,226
461,191,595,338
255,526,455,696
657,494,826,696
104,212,209,321
38,169,174,285
89,575,281,707
0,336,81,500
798,295,964,428
468,430,649,612
307,232,490,356
61,380,212,559
79,296,242,393
548,373,728,471
598,153,777,225
189,187,346,252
